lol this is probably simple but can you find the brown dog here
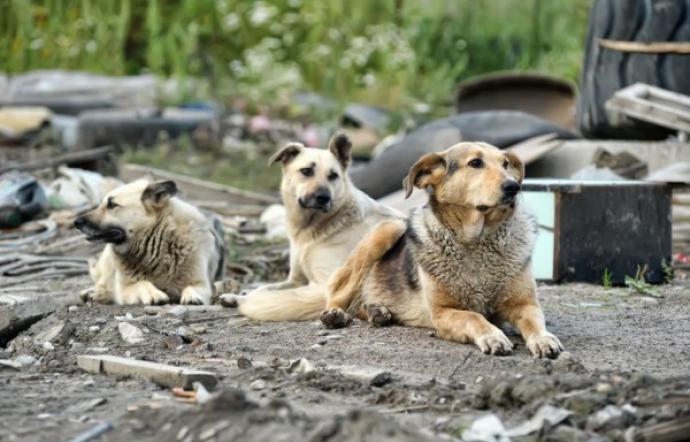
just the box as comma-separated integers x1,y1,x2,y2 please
320,142,564,358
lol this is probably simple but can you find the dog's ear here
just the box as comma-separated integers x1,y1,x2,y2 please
142,180,178,209
403,153,446,199
505,152,524,183
269,142,303,166
328,133,352,169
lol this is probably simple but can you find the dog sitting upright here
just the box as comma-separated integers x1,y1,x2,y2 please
234,134,401,320
320,142,564,358
74,179,225,305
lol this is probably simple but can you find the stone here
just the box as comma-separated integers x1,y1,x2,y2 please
250,379,266,390
14,355,37,367
586,404,636,431
118,322,145,344
462,414,509,442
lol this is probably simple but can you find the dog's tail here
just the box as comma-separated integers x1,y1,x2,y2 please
238,285,325,321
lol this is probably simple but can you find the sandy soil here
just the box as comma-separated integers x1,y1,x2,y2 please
1,272,689,441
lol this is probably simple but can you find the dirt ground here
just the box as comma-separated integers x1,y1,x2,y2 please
1,266,690,441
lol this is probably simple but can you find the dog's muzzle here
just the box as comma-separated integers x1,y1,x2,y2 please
500,180,521,204
298,189,332,212
73,216,127,245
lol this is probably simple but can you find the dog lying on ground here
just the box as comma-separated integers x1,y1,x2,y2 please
319,142,564,358
74,179,225,305
234,134,402,320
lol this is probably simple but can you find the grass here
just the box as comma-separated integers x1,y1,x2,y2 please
123,137,282,193
1,0,593,110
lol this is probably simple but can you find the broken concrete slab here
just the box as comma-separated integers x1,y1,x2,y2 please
77,354,218,390
0,292,68,346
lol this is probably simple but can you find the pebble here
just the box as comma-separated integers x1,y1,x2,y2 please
168,305,188,318
94,317,107,325
250,380,266,390
68,305,79,312
14,355,37,367
88,326,100,332
191,325,207,334
42,342,54,351
118,322,145,344
237,357,252,369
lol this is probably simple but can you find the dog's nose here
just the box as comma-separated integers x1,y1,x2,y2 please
314,192,331,207
73,217,86,229
502,180,521,197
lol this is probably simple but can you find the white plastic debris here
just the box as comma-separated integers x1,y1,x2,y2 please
462,414,510,442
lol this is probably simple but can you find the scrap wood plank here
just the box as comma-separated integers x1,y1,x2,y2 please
0,146,114,174
121,163,279,206
506,132,563,165
77,354,218,390
606,83,690,134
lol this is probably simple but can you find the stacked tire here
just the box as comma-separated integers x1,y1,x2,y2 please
577,0,690,139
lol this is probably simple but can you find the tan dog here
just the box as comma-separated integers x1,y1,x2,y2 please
235,134,401,320
320,142,564,358
74,179,225,305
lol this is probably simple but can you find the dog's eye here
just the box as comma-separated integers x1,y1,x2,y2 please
467,158,484,169
503,159,509,169
106,198,119,210
328,171,339,181
300,167,314,177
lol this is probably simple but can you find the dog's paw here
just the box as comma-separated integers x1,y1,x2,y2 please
133,289,169,305
365,304,393,327
219,293,239,308
475,329,513,356
80,287,111,304
181,287,208,305
526,332,563,359
320,308,352,329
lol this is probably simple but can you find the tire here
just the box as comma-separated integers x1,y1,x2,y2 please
576,0,690,139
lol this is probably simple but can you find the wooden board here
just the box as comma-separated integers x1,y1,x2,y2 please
121,163,279,206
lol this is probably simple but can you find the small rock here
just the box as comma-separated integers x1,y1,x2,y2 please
310,344,322,350
288,358,315,375
70,342,84,351
42,342,54,351
586,404,635,431
237,357,253,369
191,325,207,334
163,334,184,350
317,339,328,346
14,355,37,367
370,371,393,387
68,305,79,312
118,322,145,344
88,326,100,332
94,317,107,325
250,380,266,390
168,305,188,318
143,306,160,315
323,334,343,341
176,326,195,343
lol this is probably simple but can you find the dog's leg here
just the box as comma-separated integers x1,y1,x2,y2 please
181,284,211,305
118,280,170,305
82,246,116,303
496,268,563,359
321,219,406,329
431,306,513,355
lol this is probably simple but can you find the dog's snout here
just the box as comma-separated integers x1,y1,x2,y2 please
502,180,521,197
314,191,331,206
73,216,86,230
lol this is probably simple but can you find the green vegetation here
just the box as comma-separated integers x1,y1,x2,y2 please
602,268,613,288
1,0,592,109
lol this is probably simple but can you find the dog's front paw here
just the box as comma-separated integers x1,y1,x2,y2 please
181,287,208,305
365,304,392,327
320,308,352,329
526,332,563,359
131,289,169,305
219,293,239,308
475,329,513,356
80,287,111,304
